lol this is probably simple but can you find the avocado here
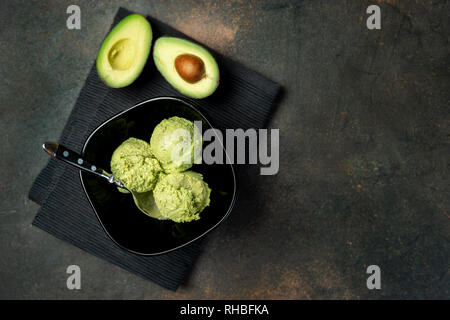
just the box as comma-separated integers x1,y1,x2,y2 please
96,14,152,88
153,37,220,99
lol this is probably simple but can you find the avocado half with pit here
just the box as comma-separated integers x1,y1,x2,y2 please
96,14,152,88
153,37,220,99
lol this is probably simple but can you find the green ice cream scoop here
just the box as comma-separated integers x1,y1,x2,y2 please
153,171,211,223
110,137,162,193
150,116,202,173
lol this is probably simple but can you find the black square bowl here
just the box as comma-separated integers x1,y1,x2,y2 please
80,97,236,255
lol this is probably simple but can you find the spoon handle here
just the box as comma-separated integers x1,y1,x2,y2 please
42,141,118,185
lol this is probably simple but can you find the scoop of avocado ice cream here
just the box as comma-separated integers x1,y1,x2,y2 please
153,171,211,223
110,137,162,193
150,116,202,173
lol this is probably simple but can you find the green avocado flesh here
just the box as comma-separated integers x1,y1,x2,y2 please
153,37,220,99
154,171,211,223
150,116,202,173
96,14,152,88
110,117,211,223
110,138,162,193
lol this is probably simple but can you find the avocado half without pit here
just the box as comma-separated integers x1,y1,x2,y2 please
96,14,152,88
153,37,220,99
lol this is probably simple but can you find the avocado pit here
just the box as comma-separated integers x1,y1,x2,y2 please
175,54,206,84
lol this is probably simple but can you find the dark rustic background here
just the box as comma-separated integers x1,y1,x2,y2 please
0,0,448,299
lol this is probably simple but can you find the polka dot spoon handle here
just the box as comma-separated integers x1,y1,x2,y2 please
42,141,127,190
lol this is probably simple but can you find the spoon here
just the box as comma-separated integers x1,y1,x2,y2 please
131,191,164,220
42,141,128,191
42,141,164,219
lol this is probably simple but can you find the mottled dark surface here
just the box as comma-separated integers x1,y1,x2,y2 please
0,0,448,299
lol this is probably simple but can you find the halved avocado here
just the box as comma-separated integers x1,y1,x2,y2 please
96,14,152,88
153,37,220,99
